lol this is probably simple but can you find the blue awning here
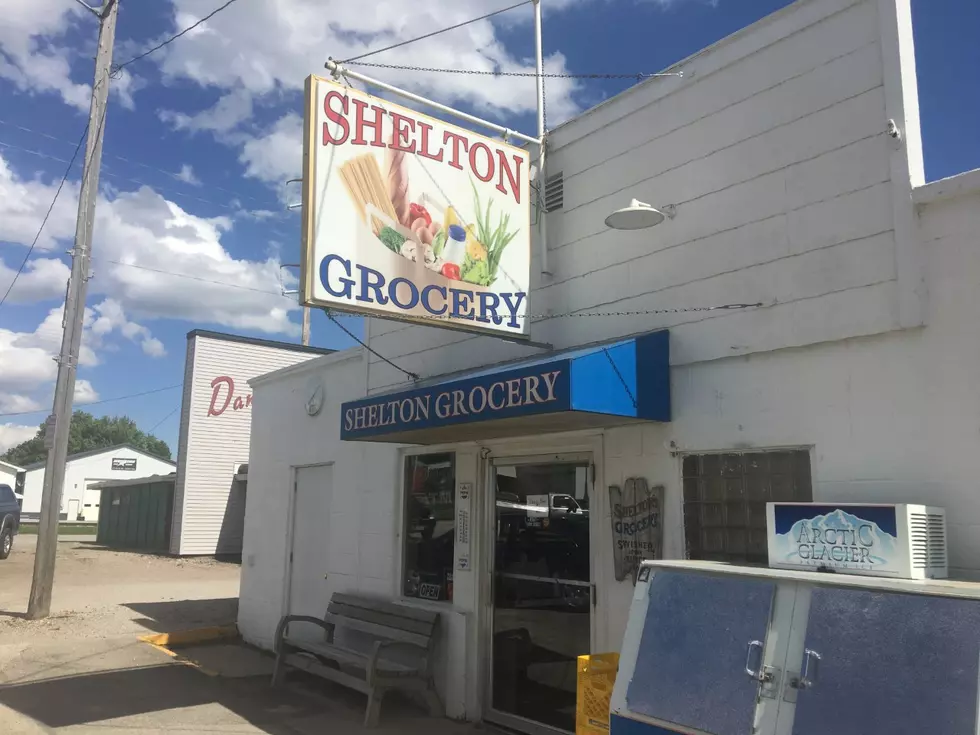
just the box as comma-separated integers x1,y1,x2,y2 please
340,330,670,444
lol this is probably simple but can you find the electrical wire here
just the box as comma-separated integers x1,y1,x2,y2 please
340,0,532,64
323,309,420,382
111,0,245,76
0,117,280,208
100,257,767,319
146,406,180,434
0,138,274,215
0,384,183,419
0,125,87,307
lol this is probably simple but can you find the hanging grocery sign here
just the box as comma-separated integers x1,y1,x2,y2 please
610,478,664,583
300,76,531,338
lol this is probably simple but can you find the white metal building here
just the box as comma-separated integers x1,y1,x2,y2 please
239,0,980,731
169,330,333,556
0,459,23,488
20,444,175,521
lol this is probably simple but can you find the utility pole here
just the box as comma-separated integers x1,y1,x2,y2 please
27,0,118,620
301,306,311,346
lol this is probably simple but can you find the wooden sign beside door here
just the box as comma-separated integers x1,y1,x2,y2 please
609,478,665,583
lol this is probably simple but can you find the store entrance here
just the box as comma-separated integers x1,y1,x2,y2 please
488,457,592,734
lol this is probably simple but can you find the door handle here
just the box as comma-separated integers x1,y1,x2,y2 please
797,649,821,690
744,640,771,683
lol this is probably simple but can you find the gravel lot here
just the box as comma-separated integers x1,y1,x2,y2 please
0,535,241,644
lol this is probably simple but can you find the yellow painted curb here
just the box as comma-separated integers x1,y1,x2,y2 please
138,625,239,677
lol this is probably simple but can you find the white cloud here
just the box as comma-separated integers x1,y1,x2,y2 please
0,424,37,454
160,87,255,134
73,379,99,404
141,337,166,357
239,113,303,186
0,299,161,415
153,1,583,140
0,156,79,251
0,152,300,336
175,164,202,186
0,0,90,110
89,297,167,358
0,256,70,304
0,394,42,414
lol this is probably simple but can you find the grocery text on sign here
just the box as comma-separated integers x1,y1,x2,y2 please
320,254,526,327
343,370,562,432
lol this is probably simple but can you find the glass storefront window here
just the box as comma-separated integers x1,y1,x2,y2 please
402,452,456,603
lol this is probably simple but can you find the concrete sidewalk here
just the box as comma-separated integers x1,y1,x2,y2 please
0,636,480,734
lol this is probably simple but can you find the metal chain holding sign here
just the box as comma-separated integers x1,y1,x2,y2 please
609,478,664,583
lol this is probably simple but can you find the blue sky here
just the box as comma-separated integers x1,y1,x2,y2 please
0,0,976,455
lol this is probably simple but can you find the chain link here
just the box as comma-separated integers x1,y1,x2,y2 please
343,61,679,82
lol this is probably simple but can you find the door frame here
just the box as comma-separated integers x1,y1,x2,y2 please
281,462,334,620
481,450,596,735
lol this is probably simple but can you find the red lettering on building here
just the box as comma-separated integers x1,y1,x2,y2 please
207,376,252,417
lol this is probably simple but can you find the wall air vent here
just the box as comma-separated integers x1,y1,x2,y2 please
544,171,564,213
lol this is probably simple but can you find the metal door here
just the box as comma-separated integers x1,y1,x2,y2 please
82,483,102,522
485,454,593,735
67,499,81,521
285,464,334,637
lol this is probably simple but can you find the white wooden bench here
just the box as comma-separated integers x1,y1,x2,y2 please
271,593,442,727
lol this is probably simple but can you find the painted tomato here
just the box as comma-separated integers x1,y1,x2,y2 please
441,263,461,280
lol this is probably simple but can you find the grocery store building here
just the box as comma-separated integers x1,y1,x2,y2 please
238,0,980,731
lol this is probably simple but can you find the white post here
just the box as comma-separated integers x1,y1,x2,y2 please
533,0,550,277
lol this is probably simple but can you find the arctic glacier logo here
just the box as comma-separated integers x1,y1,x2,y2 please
770,508,898,570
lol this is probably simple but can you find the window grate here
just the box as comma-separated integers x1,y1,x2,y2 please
682,450,812,565
544,171,563,213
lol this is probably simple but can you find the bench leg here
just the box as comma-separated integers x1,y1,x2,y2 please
364,687,386,728
422,679,443,717
271,648,286,687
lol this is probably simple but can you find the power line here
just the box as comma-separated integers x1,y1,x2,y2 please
345,61,684,81
111,0,245,76
0,118,279,208
0,138,273,215
147,406,179,434
0,384,182,419
323,309,420,382
340,0,532,64
0,125,88,307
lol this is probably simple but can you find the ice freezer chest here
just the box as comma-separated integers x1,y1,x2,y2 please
610,560,980,735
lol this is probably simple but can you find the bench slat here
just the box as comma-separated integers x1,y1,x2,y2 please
332,593,439,624
282,638,419,675
323,612,431,649
327,601,436,637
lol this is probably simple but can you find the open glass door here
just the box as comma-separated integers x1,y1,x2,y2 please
488,456,592,734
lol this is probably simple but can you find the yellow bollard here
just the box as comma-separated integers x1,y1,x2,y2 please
576,653,620,734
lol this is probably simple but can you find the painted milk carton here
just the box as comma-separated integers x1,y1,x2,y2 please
766,503,948,579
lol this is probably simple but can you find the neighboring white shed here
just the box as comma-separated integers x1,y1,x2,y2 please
0,460,24,499
20,444,176,521
169,330,333,556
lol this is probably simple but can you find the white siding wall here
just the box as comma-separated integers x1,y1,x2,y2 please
596,181,980,650
20,449,175,516
172,335,325,555
241,351,475,720
243,180,980,720
365,0,923,393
